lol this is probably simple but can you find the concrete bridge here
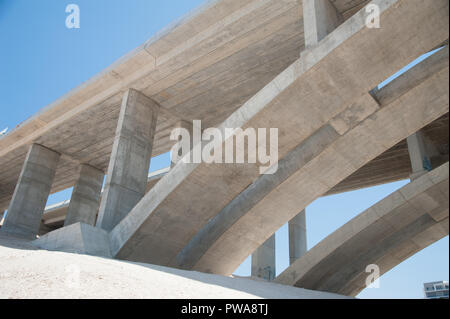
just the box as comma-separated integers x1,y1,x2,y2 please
275,163,449,296
1,0,448,297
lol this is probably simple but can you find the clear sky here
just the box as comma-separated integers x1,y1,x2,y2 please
0,0,447,299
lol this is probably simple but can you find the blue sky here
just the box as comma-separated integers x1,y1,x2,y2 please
0,0,447,299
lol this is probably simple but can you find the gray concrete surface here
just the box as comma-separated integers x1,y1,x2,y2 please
1,144,60,239
289,209,307,265
1,232,351,299
0,0,392,213
407,131,440,181
64,164,104,226
275,163,449,296
251,234,276,281
175,11,449,275
33,222,111,258
0,0,444,213
96,89,160,231
108,0,448,270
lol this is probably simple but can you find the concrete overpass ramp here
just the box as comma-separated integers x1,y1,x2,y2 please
275,163,449,297
175,46,449,274
108,0,448,267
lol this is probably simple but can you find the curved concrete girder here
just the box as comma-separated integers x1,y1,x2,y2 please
183,51,450,275
275,163,449,297
176,45,450,272
109,0,449,266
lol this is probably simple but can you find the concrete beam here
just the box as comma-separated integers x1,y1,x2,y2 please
289,209,307,265
0,0,302,212
407,131,440,181
64,164,104,227
275,163,449,296
33,222,111,258
38,167,170,233
175,125,339,270
251,234,275,281
96,89,159,231
170,120,196,167
1,144,60,239
303,0,343,49
38,223,54,237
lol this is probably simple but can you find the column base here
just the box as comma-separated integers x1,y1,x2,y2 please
33,223,111,258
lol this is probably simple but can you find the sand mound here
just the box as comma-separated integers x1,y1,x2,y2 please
0,234,349,299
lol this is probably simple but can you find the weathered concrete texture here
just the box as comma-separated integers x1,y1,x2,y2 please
170,120,196,167
1,233,351,299
1,144,60,239
189,46,449,275
175,125,338,270
0,0,305,212
407,131,440,181
251,234,276,281
96,89,159,231
275,163,449,297
109,0,448,269
303,0,343,48
178,42,449,274
289,209,307,265
33,222,111,258
64,164,104,226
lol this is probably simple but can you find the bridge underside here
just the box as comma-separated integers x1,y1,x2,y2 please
0,0,448,298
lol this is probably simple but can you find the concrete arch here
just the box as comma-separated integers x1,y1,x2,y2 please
275,163,449,296
108,0,449,267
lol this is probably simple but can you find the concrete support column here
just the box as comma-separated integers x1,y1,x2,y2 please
1,144,60,239
96,89,159,231
64,164,104,227
303,0,343,49
289,209,307,265
251,234,275,281
407,131,439,181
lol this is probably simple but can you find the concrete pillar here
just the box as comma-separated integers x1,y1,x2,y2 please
407,131,439,181
1,144,60,239
96,89,159,231
64,164,104,227
289,209,307,265
303,0,343,49
251,234,275,281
